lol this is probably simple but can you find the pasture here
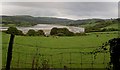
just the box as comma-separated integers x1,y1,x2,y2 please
1,31,118,68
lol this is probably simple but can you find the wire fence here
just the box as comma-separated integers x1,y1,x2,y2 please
2,42,111,69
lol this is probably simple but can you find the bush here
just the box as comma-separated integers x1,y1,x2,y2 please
50,27,58,35
50,27,75,36
85,27,101,32
17,30,24,35
26,29,37,36
36,30,45,36
26,29,45,36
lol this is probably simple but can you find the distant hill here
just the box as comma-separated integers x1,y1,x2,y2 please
0,15,118,29
103,23,118,29
0,15,74,26
80,19,118,28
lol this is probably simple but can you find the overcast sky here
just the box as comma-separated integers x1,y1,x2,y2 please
1,2,118,20
1,0,120,2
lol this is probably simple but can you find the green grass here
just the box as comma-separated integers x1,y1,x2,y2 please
80,23,100,28
80,22,118,30
1,32,118,68
104,23,118,29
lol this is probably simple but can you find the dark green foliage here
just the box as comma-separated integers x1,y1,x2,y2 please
116,18,120,22
82,19,119,32
26,29,37,36
5,27,46,36
17,30,24,35
93,20,113,28
68,19,104,26
109,38,120,70
6,27,24,35
6,27,18,35
50,27,58,35
50,27,74,36
26,29,45,36
85,19,118,32
85,27,101,32
1,15,73,26
36,30,45,36
65,31,74,36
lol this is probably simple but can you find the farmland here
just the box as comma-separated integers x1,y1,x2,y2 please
1,31,118,68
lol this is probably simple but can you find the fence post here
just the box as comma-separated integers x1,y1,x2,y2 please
69,52,71,69
60,53,63,68
6,34,15,70
80,53,82,68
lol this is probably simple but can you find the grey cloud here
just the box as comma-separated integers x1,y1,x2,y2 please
2,2,118,19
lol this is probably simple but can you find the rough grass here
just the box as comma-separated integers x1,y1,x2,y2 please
1,31,118,68
104,23,118,29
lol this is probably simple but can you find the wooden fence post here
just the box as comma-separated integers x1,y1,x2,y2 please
6,34,15,70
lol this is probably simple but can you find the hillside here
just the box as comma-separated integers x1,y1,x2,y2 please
1,15,105,27
103,23,118,29
0,15,118,31
82,19,118,27
79,19,119,32
0,15,73,26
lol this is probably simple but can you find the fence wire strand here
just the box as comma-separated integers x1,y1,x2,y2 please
2,42,110,69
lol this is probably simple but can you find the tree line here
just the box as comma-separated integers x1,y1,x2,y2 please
5,27,45,36
4,27,86,36
85,27,118,32
85,19,119,32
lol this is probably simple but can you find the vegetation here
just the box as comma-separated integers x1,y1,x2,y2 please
4,27,45,36
1,15,119,28
1,15,73,26
2,31,118,68
101,28,118,32
109,38,120,70
104,23,118,29
26,29,37,36
50,27,74,36
92,20,113,28
85,27,118,33
1,15,119,68
5,27,24,35
36,30,45,36
26,29,45,36
75,33,86,36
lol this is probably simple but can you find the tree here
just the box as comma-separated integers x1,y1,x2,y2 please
26,29,37,36
50,27,58,35
50,27,75,36
6,27,18,35
36,30,45,36
17,30,24,35
6,27,24,35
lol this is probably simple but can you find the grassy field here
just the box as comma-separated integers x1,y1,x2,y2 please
80,23,100,28
1,31,118,68
104,23,118,29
